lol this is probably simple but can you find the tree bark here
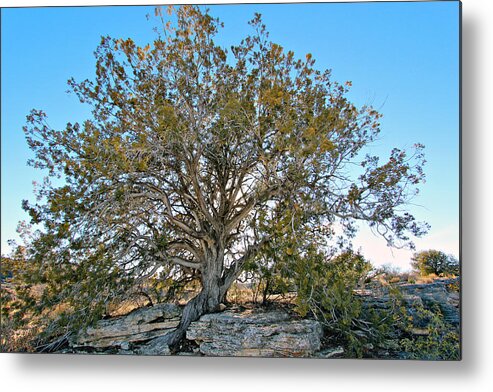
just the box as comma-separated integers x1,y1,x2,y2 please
165,253,227,350
163,239,265,351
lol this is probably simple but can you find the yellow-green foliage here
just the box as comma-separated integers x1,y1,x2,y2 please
400,304,460,360
12,4,429,351
411,250,459,276
287,251,398,358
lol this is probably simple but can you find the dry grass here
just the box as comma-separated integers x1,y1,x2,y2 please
374,271,447,286
226,283,256,304
414,273,439,284
107,295,152,317
0,317,40,353
226,282,296,305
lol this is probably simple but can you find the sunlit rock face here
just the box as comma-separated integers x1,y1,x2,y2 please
186,308,323,357
69,303,181,354
67,304,322,357
62,278,459,358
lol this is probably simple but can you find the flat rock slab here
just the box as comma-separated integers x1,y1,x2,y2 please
358,278,460,326
399,279,460,325
186,309,323,357
70,303,181,350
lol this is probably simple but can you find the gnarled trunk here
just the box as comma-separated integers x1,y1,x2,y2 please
165,252,230,350
150,238,253,352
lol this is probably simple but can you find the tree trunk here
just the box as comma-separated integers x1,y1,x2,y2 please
165,253,228,350
262,278,270,305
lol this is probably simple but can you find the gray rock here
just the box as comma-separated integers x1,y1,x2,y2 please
62,278,459,358
359,278,460,326
399,279,460,326
70,303,181,351
136,335,172,356
317,346,344,358
186,308,322,357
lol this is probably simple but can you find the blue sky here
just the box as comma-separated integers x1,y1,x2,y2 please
0,2,460,269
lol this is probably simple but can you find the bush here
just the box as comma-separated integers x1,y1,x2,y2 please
374,263,409,283
1,254,41,351
251,246,460,359
400,303,460,360
289,251,400,357
411,250,459,276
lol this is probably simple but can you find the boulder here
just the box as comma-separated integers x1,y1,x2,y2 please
136,334,172,356
186,308,323,357
70,303,181,352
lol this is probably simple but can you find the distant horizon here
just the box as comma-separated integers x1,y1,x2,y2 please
1,1,460,269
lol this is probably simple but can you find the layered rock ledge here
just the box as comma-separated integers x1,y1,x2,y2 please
186,308,323,357
64,278,458,357
70,303,181,354
357,278,460,327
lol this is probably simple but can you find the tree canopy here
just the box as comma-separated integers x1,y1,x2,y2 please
411,250,459,276
14,5,428,349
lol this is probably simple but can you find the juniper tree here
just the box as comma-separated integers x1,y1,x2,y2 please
411,250,459,276
18,5,428,349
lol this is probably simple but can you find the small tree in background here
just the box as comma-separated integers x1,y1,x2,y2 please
411,250,459,276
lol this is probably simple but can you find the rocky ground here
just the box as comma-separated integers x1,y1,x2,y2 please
58,278,459,358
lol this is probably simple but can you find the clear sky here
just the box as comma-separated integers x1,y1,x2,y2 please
0,1,460,269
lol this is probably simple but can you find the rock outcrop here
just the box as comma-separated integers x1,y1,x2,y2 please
63,278,458,358
67,304,322,357
358,278,459,328
186,308,323,357
399,279,460,326
69,303,181,354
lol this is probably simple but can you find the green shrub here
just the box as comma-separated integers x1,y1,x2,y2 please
400,304,460,360
289,250,400,358
411,250,459,276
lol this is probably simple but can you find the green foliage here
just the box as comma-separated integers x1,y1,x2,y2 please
411,250,459,276
2,241,136,349
8,5,428,348
400,304,460,360
293,251,370,318
282,250,400,358
1,251,41,351
255,247,460,359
